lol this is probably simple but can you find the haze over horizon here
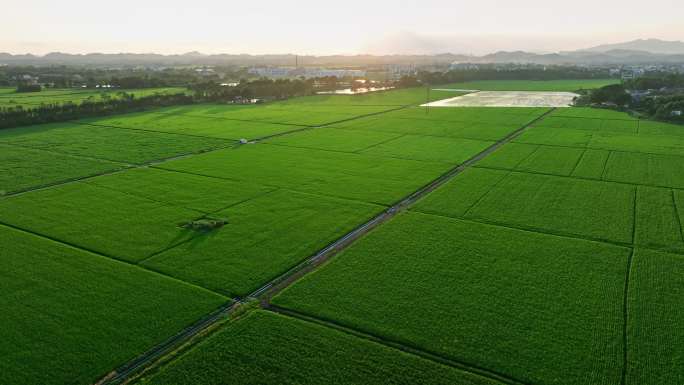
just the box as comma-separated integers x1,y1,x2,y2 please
3,0,683,56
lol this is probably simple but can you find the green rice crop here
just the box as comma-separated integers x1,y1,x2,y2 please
84,167,275,213
0,225,225,385
274,212,629,385
588,132,684,156
635,186,684,253
89,112,302,140
515,126,593,147
475,143,539,169
416,170,635,244
0,143,126,195
0,182,204,262
143,189,384,296
515,145,585,176
0,87,186,109
265,127,403,153
551,107,637,120
603,151,684,189
570,149,610,179
412,167,509,217
158,144,451,205
0,122,231,164
359,134,493,164
627,248,684,385
137,310,500,385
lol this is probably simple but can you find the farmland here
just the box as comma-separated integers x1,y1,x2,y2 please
0,87,186,109
2,82,684,385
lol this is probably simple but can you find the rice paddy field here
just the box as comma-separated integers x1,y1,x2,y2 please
0,87,187,109
1,80,683,385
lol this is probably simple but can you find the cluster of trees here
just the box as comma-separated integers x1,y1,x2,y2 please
191,78,315,101
16,84,42,93
0,78,321,129
0,92,193,129
575,84,632,107
625,73,684,91
577,74,684,124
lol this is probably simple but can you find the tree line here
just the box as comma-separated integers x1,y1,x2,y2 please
0,78,321,129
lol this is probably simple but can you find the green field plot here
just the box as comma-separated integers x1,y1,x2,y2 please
84,167,274,213
603,151,684,189
143,189,383,296
137,311,499,385
475,142,539,169
0,225,226,385
360,134,493,164
514,145,585,176
534,116,605,130
416,170,635,243
588,132,684,156
0,182,204,262
638,120,684,136
389,106,548,124
627,249,684,385
634,186,684,253
0,87,186,109
88,111,302,140
412,167,510,217
551,107,637,120
515,126,593,147
158,144,450,205
333,115,519,141
0,143,126,195
571,149,610,179
439,79,617,92
157,103,394,126
265,127,403,153
274,212,629,385
0,122,231,164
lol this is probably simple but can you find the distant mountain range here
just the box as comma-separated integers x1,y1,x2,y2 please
2,39,684,67
579,39,684,55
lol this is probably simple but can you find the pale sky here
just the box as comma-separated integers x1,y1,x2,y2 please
2,0,683,55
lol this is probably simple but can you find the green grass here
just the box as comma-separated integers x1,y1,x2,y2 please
635,186,684,253
274,212,629,385
604,151,684,189
137,310,501,385
265,127,403,153
438,79,618,92
0,182,205,262
143,189,384,296
158,144,451,205
588,132,684,157
0,143,126,195
416,170,635,244
628,249,684,385
359,134,493,164
0,122,232,164
0,225,226,385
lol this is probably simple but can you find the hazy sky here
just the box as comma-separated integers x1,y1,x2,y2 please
3,0,683,55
